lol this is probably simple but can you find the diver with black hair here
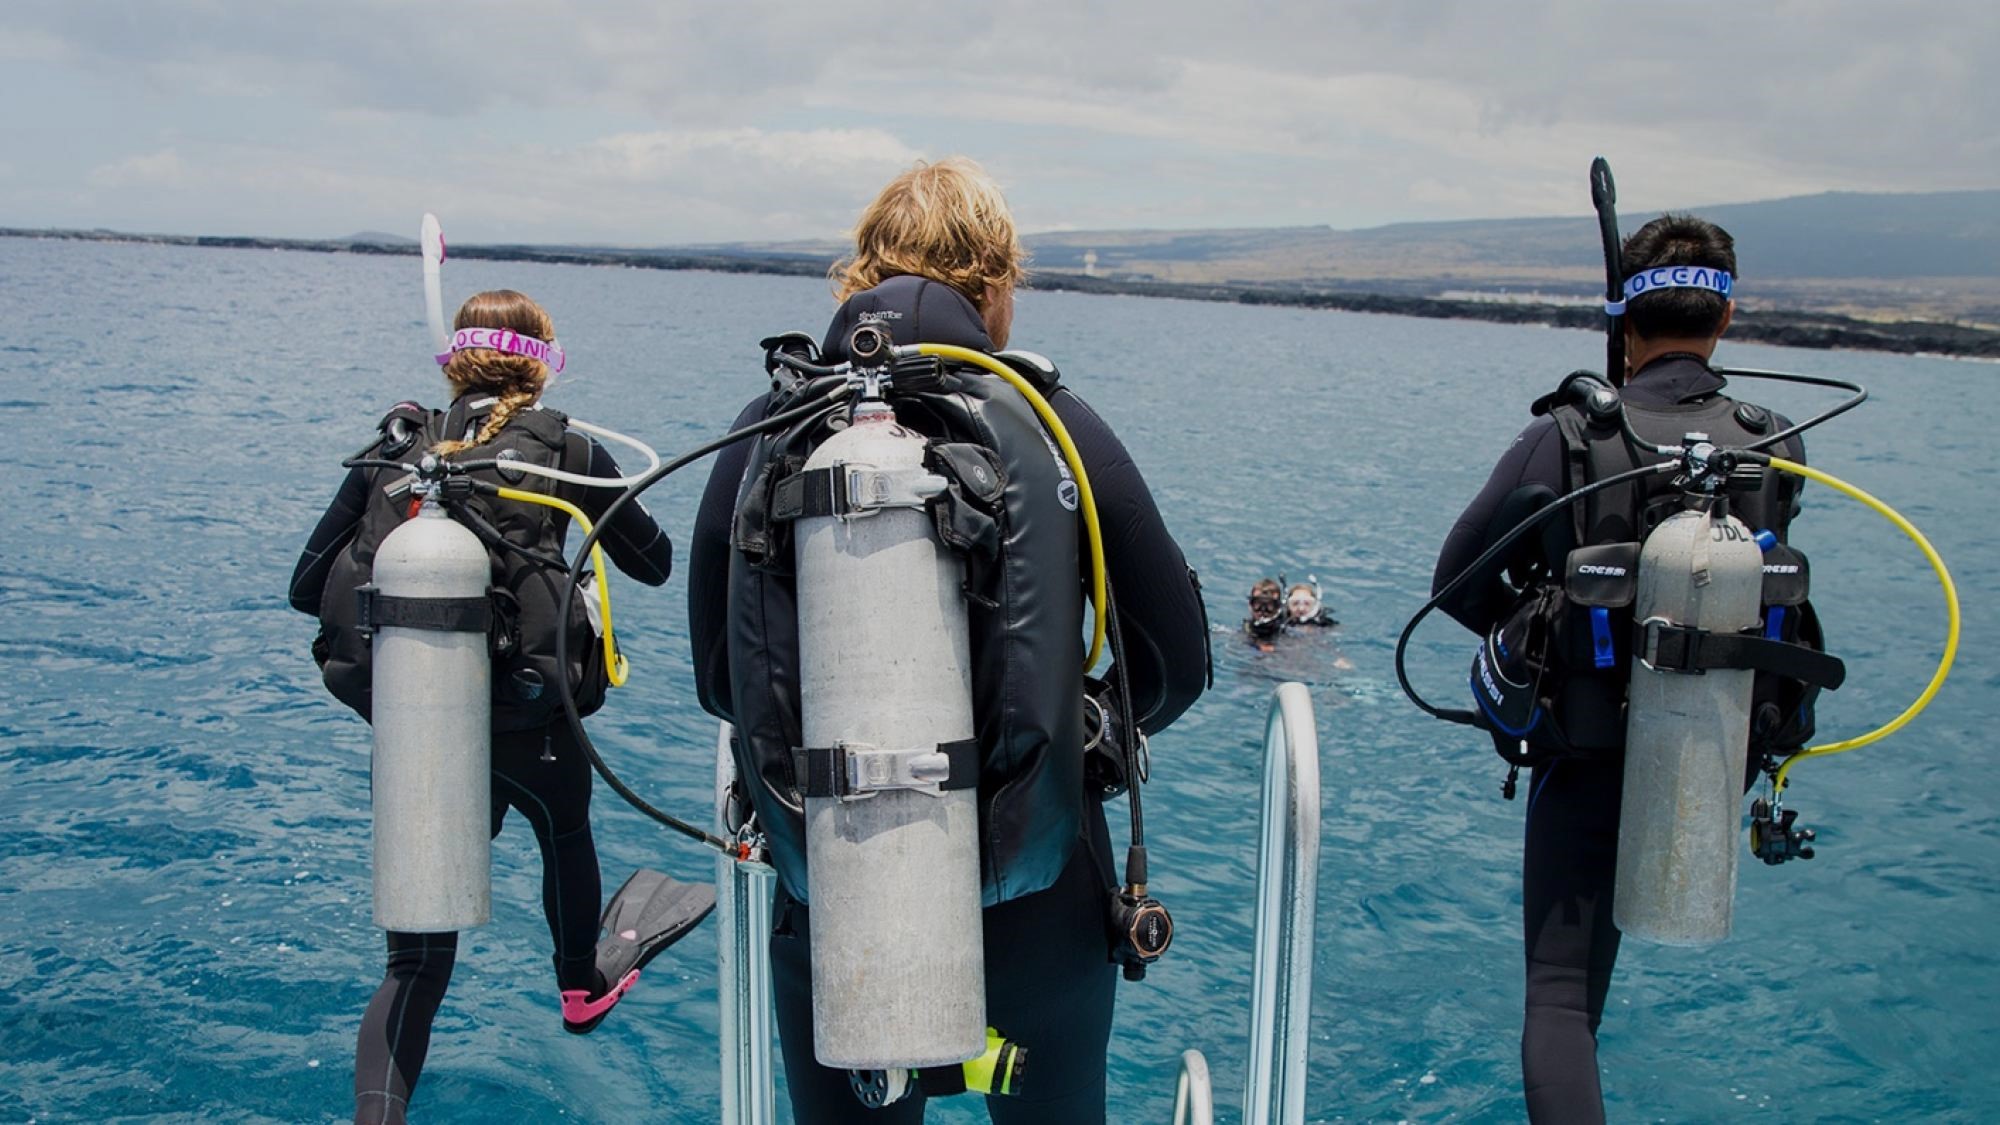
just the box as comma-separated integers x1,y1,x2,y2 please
688,157,1209,1123
290,288,708,1125
1430,212,1820,1123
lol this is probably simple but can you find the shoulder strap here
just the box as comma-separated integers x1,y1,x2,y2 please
373,401,435,459
1545,403,1602,546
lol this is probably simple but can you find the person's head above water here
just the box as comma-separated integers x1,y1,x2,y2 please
1285,583,1322,623
434,290,558,454
1247,578,1284,637
1617,213,1737,377
833,157,1027,349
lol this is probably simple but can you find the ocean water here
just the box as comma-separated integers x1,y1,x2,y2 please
1,236,1994,1124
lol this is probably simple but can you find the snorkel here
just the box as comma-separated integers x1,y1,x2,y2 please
422,213,449,364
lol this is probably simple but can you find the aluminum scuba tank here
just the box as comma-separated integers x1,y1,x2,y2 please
795,400,986,1070
1614,494,1764,946
368,498,493,932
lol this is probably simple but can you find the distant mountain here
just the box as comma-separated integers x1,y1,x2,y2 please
344,231,417,246
1693,190,2000,278
1013,189,2000,286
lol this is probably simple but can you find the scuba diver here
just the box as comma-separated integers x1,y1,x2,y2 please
289,288,710,1125
687,157,1210,1123
1245,578,1287,645
1285,580,1336,628
1245,577,1336,651
1428,213,1822,1123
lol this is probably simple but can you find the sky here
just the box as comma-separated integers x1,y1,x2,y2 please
2,1,1994,245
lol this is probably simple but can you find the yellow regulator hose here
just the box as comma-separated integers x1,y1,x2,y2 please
494,487,630,688
914,343,1110,673
1765,457,1960,791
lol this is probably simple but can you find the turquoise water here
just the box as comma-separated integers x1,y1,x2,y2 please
1,237,1994,1123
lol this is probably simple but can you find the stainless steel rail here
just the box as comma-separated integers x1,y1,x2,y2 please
716,723,777,1125
1172,1048,1216,1125
1242,683,1322,1125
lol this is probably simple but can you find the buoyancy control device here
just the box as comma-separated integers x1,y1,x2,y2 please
318,402,609,732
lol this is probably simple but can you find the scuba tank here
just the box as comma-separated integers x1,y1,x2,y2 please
364,494,493,931
795,388,986,1069
1613,488,1764,946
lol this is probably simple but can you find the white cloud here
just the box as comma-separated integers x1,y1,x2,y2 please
5,1,1995,239
86,149,191,189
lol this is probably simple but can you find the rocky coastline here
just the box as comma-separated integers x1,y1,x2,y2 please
8,227,1993,360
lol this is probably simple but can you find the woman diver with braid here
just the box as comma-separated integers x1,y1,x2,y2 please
289,290,697,1124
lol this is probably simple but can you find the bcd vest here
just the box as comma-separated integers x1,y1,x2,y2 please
1500,373,1824,765
725,363,1085,907
315,399,608,733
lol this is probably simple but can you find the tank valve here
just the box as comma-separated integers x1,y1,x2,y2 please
1749,797,1816,865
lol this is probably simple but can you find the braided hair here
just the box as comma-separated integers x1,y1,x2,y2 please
432,289,556,454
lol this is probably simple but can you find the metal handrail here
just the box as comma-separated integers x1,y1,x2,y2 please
716,723,777,1125
1172,1048,1215,1125
1242,683,1322,1125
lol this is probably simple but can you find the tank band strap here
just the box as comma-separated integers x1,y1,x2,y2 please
771,464,945,521
795,738,979,799
355,586,492,636
1636,620,1846,689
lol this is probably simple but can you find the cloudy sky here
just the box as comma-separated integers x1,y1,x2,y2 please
2,1,1993,244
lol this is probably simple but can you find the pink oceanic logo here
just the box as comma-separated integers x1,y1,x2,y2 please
445,327,567,372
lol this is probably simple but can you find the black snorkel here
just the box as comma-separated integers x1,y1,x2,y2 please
1591,156,1625,385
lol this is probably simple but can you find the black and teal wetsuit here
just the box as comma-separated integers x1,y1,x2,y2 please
688,276,1208,1123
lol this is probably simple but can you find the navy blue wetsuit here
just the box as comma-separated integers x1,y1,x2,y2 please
688,279,1208,1124
1433,356,1802,1124
291,417,671,1125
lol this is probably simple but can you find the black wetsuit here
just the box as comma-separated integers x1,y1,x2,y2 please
289,413,671,1125
688,281,1208,1123
1432,356,1801,1124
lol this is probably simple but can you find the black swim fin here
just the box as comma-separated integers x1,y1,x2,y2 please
561,868,717,1034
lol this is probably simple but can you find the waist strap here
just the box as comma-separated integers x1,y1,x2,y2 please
355,586,492,636
1636,619,1846,690
794,738,980,799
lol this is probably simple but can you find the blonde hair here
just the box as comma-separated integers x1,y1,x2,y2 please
432,290,554,455
832,157,1027,306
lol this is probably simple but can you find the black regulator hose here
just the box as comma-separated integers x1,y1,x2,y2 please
552,384,854,855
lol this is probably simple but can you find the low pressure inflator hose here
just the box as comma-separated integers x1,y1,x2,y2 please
1759,456,1960,790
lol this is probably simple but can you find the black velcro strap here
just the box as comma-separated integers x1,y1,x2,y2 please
771,467,845,522
1640,622,1846,690
916,1064,970,1097
357,586,492,635
935,738,978,789
796,738,980,798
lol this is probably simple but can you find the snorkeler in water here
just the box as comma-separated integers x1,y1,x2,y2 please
1245,578,1287,644
1285,579,1337,628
